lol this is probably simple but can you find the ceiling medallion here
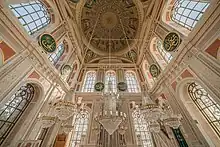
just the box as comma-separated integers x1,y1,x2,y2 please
127,50,137,62
81,0,140,55
163,32,181,52
117,82,127,91
95,82,105,91
149,64,160,78
61,64,72,75
39,34,57,53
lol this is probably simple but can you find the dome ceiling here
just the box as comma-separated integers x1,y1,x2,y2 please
80,0,141,56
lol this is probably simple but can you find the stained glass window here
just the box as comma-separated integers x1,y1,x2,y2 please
156,39,173,64
9,1,51,35
0,84,35,145
132,111,154,147
82,71,96,92
48,42,65,65
172,0,209,30
70,111,89,147
125,71,140,93
105,71,117,93
188,82,220,136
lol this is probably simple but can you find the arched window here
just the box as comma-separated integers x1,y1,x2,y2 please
82,71,96,92
0,84,35,145
105,70,117,92
172,0,210,30
150,37,170,70
156,39,173,64
125,71,140,93
48,42,65,65
69,111,89,147
142,60,155,89
188,82,220,136
9,1,51,35
132,111,154,147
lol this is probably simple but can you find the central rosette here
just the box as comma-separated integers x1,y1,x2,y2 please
101,12,118,29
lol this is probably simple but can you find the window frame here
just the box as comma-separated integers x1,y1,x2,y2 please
188,82,220,137
9,0,51,35
105,70,117,93
69,111,90,147
125,71,140,93
0,84,35,145
171,0,210,30
82,71,97,92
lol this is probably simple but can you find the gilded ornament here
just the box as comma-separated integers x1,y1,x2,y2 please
95,82,105,91
163,32,181,52
149,64,160,78
39,34,57,53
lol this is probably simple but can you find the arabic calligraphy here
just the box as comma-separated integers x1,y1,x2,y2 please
117,82,127,91
149,64,160,78
95,82,105,91
163,32,181,52
40,34,56,53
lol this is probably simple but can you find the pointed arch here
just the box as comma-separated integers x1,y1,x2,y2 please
105,70,117,92
162,0,210,36
125,71,140,93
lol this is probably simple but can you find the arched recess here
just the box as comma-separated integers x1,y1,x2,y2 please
105,70,117,92
82,71,97,92
176,78,220,146
68,109,91,147
4,0,60,38
162,0,210,36
150,37,169,70
0,82,45,146
125,71,140,93
142,60,155,89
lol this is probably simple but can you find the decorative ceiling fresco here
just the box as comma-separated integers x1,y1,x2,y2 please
78,0,142,56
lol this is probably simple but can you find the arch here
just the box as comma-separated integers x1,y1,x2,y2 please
48,41,65,65
176,78,220,146
8,0,51,35
142,60,155,89
69,111,90,147
125,71,140,93
150,37,168,70
105,70,117,92
0,83,35,145
82,71,96,92
162,0,210,36
132,110,154,147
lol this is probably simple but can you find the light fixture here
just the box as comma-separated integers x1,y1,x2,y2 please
94,81,127,135
53,96,84,121
140,93,162,122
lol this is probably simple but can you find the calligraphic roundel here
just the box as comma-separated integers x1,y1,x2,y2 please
39,34,57,53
